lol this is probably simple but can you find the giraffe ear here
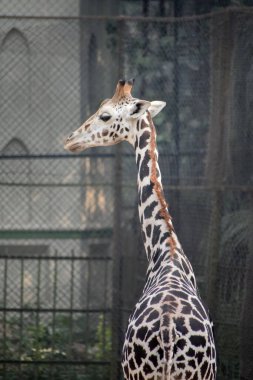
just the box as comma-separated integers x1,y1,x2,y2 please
129,100,151,118
148,101,166,118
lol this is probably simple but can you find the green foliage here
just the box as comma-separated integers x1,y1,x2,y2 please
0,312,112,380
94,315,112,361
84,315,112,380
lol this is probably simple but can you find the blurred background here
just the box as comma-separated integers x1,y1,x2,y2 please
0,1,253,379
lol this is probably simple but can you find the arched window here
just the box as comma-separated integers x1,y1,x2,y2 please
2,137,29,155
0,28,30,144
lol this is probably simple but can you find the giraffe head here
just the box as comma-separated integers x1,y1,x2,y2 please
64,79,166,152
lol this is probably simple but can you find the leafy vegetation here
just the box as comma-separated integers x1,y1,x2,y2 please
0,313,112,380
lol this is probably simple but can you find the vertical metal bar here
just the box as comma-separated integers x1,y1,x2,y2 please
50,250,58,380
159,0,165,15
34,256,41,380
86,256,91,346
19,257,24,377
102,257,109,357
206,191,223,313
52,250,58,350
69,250,75,356
36,256,41,328
173,17,179,162
3,258,8,380
36,257,41,317
139,1,149,98
142,0,150,16
110,18,124,380
172,0,181,231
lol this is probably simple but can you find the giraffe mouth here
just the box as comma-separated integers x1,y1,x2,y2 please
64,141,83,152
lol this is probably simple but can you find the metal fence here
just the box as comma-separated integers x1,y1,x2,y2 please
0,252,112,379
0,7,253,380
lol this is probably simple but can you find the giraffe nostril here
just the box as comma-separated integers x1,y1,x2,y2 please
66,132,75,141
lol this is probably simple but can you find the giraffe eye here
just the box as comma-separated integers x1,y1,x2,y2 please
100,113,111,122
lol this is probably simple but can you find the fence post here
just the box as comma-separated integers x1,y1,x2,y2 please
206,12,234,318
240,194,253,379
110,18,125,380
172,6,181,231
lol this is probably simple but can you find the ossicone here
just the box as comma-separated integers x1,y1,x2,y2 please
112,78,135,101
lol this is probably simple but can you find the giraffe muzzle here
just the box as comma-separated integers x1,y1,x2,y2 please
64,141,82,152
64,135,81,152
64,131,91,152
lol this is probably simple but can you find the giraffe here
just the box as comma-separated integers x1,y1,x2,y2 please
64,79,216,380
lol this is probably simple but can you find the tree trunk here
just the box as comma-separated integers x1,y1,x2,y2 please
205,12,234,317
240,206,253,380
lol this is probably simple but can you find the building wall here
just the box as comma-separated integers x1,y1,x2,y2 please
0,0,119,232
0,1,117,307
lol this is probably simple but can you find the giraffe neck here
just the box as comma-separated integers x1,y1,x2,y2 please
134,113,197,290
134,113,178,262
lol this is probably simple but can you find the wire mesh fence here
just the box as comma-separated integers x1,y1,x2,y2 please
0,6,253,380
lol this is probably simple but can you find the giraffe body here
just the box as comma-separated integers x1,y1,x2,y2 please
122,247,216,380
64,79,216,380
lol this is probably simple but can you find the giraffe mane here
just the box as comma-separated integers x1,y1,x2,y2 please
147,112,176,256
